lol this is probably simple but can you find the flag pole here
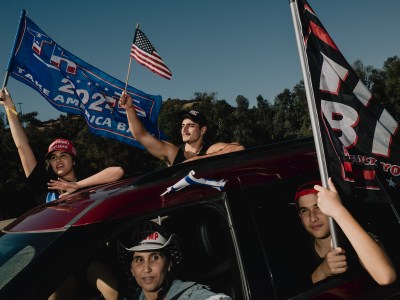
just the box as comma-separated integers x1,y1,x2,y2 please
289,0,339,247
124,58,133,92
2,9,26,91
124,23,140,92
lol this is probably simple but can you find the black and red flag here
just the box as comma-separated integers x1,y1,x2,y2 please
290,0,400,219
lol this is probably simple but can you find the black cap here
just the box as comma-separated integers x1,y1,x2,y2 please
181,110,208,128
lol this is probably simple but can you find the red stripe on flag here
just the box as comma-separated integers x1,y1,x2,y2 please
309,21,338,51
343,162,353,171
363,170,376,180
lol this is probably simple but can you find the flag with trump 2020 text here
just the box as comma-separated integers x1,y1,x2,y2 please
8,15,167,149
293,0,400,209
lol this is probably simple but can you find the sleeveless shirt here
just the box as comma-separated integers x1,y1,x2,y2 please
172,144,209,165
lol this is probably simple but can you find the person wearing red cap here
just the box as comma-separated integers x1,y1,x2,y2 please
119,91,244,167
0,87,125,203
295,177,396,285
1,88,123,299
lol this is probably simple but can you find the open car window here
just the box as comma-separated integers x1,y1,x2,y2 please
113,195,241,299
241,175,400,299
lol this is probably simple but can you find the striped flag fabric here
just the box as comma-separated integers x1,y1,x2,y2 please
130,28,172,80
160,170,226,196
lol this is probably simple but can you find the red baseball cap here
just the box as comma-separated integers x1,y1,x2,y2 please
294,180,321,202
45,138,77,159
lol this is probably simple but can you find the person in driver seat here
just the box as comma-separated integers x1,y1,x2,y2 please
119,220,233,300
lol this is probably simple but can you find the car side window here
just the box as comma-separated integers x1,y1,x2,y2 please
162,204,239,298
242,176,400,299
116,200,240,299
244,179,316,298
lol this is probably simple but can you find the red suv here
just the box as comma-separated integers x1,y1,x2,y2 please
1,137,400,299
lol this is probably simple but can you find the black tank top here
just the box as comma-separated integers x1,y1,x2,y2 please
172,144,209,165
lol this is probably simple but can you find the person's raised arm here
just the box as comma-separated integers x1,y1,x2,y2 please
314,178,397,285
0,88,37,177
48,166,125,197
119,91,178,165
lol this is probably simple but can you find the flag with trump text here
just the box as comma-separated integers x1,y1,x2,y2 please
7,12,166,149
292,0,400,208
130,27,172,80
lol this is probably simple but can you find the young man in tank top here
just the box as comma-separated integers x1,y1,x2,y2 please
119,91,244,166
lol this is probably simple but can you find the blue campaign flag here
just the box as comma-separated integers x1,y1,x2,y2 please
6,12,166,149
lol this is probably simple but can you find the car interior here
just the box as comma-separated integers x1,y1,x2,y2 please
242,174,400,299
161,204,238,298
82,200,239,300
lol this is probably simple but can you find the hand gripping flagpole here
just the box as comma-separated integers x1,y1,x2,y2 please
289,0,339,248
2,9,26,91
124,23,139,92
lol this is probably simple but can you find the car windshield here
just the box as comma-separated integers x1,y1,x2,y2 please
0,231,63,289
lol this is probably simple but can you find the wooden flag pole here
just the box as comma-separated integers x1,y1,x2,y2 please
124,58,132,92
124,23,140,92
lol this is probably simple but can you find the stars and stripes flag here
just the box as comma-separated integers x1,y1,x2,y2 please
290,0,400,220
130,28,172,80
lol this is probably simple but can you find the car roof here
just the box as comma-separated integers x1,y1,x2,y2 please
3,137,317,233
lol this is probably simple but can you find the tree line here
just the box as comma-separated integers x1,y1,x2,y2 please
1,56,399,218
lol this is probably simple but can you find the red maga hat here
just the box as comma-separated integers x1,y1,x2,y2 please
45,138,77,159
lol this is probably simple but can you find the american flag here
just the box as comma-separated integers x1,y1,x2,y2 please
130,28,172,80
160,170,226,196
